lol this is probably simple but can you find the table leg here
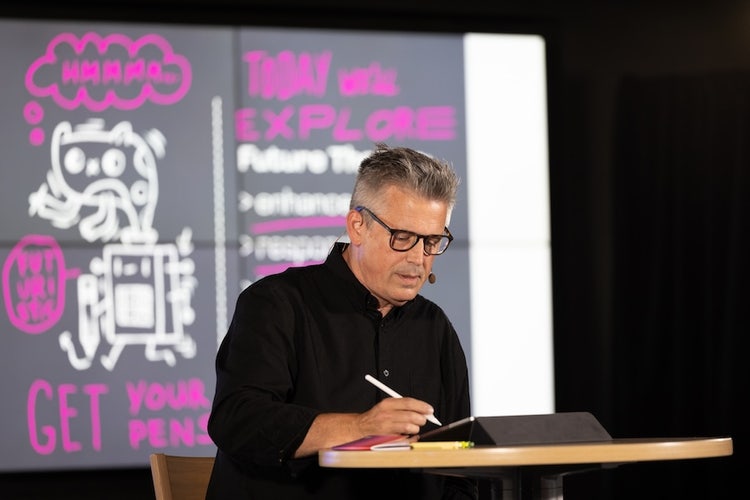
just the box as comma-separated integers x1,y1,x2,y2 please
536,475,563,500
486,473,564,500
488,475,515,500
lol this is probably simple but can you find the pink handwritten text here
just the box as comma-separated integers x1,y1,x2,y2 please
338,62,399,96
2,235,80,334
235,104,456,142
27,379,108,454
128,414,212,449
126,378,211,415
126,378,212,450
244,50,331,100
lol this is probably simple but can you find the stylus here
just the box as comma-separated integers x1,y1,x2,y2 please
365,374,442,426
411,441,474,450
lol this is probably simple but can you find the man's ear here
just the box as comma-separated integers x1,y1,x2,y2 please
346,209,365,245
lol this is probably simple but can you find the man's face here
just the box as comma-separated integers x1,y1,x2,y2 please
348,185,450,312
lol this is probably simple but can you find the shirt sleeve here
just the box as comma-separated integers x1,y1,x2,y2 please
207,278,319,468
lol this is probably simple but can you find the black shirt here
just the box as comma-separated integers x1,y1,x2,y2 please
206,242,475,499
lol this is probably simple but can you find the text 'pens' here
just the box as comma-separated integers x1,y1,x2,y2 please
411,441,475,450
364,374,442,426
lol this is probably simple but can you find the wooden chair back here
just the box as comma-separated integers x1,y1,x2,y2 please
149,453,214,500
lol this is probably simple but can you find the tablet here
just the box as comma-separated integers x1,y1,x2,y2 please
417,412,611,445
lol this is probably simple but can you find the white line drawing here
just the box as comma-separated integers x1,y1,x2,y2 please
29,119,163,244
59,232,197,371
27,119,198,371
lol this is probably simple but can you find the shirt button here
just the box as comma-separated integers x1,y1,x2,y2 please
383,369,389,377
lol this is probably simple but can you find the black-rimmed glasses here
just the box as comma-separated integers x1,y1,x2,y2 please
355,206,453,255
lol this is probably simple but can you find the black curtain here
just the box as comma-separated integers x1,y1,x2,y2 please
610,71,748,499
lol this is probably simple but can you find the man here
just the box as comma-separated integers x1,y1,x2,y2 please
206,144,476,499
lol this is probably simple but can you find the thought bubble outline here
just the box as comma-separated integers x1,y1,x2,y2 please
25,32,192,111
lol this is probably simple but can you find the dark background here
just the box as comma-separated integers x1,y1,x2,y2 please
1,1,745,498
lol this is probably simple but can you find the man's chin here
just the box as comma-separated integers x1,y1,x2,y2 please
393,289,420,304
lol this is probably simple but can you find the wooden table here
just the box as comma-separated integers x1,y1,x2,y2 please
319,437,733,499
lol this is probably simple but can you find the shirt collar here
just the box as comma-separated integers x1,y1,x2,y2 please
324,242,412,317
325,242,366,294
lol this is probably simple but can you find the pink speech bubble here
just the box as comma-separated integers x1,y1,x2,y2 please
25,32,192,111
2,235,80,334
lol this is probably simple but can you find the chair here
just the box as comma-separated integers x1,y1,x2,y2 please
149,453,215,500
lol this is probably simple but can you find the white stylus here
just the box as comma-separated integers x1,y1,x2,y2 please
365,374,442,426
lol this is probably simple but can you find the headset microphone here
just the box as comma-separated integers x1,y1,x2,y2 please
428,272,436,284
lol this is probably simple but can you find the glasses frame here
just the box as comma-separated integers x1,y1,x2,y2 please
355,206,453,255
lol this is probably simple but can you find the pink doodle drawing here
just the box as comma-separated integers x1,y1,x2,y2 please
2,235,80,334
28,119,164,244
25,32,192,111
58,229,197,371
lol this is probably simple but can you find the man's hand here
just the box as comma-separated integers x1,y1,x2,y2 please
293,397,434,457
